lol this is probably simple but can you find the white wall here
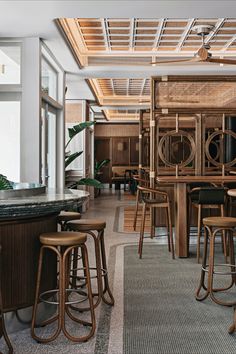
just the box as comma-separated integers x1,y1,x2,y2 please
20,37,41,183
0,101,20,181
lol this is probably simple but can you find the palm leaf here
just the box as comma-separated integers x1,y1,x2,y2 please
0,174,13,190
65,151,83,168
77,178,103,188
65,122,95,149
94,159,110,176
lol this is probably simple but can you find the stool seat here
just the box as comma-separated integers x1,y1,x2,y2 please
68,219,106,231
203,217,236,228
57,211,81,223
40,232,87,246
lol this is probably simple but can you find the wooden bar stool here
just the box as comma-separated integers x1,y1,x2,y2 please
189,186,226,263
31,232,95,343
0,245,13,353
138,186,175,260
67,219,114,309
57,211,81,231
196,216,236,306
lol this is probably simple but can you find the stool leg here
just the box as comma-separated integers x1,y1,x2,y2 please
197,205,202,263
167,204,175,259
228,307,236,334
99,230,115,306
133,188,140,231
165,207,171,252
196,225,210,301
31,246,62,343
0,299,13,354
209,229,236,306
138,202,147,259
62,244,96,342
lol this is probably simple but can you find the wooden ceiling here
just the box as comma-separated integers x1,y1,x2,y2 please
59,17,236,67
104,109,140,120
89,78,150,106
59,17,236,121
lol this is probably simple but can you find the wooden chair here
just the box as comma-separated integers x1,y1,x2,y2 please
188,186,226,263
133,176,150,231
138,186,175,259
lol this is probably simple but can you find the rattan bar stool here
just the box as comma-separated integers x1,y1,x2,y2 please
196,216,236,306
138,186,175,260
31,232,95,344
57,211,81,231
0,245,13,353
67,219,114,309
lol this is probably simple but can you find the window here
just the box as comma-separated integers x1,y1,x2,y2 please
41,57,58,100
0,42,21,84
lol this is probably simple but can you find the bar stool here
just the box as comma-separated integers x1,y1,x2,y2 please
138,186,175,260
0,245,13,353
195,216,236,306
189,186,226,263
57,211,81,231
31,232,95,343
67,219,114,309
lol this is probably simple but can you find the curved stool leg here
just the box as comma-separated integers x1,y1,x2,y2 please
196,226,210,301
99,230,114,306
228,307,236,334
62,245,96,342
167,204,175,259
138,203,146,259
31,246,62,343
133,188,140,231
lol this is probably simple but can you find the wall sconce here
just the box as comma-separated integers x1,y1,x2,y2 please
117,142,124,151
135,142,139,151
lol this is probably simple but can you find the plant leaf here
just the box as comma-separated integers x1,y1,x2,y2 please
0,174,13,190
94,159,110,175
77,178,103,188
68,122,95,139
65,121,95,149
65,151,83,168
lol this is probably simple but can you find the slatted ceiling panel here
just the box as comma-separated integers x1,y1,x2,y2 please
105,109,140,120
59,17,236,69
95,78,150,97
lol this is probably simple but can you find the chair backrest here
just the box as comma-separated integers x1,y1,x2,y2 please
198,187,225,205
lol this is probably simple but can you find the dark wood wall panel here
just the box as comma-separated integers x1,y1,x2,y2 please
112,137,129,165
95,123,139,183
95,138,111,183
0,215,57,311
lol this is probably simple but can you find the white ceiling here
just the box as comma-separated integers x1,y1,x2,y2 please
2,1,236,105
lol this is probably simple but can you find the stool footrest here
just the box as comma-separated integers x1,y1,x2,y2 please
39,288,88,305
202,263,236,275
70,267,107,280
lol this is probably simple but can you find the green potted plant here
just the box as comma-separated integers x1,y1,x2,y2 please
0,174,12,190
65,121,103,189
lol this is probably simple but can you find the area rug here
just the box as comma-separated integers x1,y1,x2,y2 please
123,205,151,233
108,244,236,354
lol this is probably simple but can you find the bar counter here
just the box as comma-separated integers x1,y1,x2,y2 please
0,189,89,313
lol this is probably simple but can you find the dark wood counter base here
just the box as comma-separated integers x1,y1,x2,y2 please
0,214,57,312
